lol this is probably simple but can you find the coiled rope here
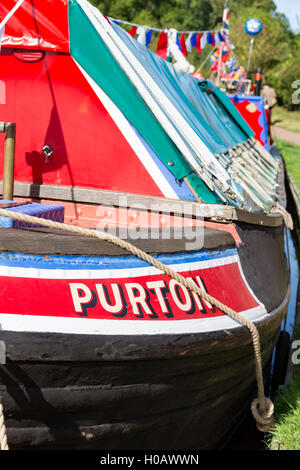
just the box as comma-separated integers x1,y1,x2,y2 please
0,207,280,449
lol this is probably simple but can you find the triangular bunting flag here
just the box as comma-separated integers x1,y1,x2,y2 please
192,70,204,79
128,26,137,37
215,33,221,47
200,31,207,50
145,29,154,46
190,32,197,48
180,33,188,56
136,26,147,45
221,44,231,63
104,15,112,25
207,32,215,47
194,32,202,54
185,32,193,53
210,61,219,72
157,31,168,59
218,32,225,44
222,0,230,38
210,51,219,71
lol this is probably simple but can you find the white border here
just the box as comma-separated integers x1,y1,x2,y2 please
74,59,179,200
0,304,268,336
0,253,271,335
0,254,239,279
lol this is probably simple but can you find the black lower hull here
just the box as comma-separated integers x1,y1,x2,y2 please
0,289,288,450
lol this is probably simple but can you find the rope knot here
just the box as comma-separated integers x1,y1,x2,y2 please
270,203,294,230
251,397,275,433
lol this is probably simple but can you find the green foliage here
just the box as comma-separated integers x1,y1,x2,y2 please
267,66,300,111
272,107,300,133
230,7,292,73
266,35,300,110
90,0,300,110
274,140,300,192
90,0,224,30
227,4,298,110
268,327,300,450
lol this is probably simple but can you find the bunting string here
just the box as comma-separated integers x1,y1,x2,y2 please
109,0,247,86
109,16,227,53
109,17,221,35
110,16,229,63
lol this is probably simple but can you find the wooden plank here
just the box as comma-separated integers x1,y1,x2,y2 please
0,226,235,256
0,181,284,227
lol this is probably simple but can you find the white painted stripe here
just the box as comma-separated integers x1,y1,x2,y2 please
0,305,268,336
0,254,239,279
0,0,25,32
73,59,179,200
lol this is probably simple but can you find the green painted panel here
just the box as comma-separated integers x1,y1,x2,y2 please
199,80,255,139
68,1,221,203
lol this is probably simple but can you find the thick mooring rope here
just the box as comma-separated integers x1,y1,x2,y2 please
0,207,278,449
0,403,8,450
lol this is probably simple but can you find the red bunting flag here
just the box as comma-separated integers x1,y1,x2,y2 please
194,32,202,54
210,60,219,72
221,44,231,63
103,15,112,25
156,31,168,59
180,33,188,56
128,26,137,37
192,70,204,79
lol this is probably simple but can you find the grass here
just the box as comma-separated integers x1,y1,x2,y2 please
273,139,300,196
266,139,300,450
268,328,300,450
272,107,300,134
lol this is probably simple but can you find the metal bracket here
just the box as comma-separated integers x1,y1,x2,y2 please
42,145,53,163
0,122,16,200
0,122,16,133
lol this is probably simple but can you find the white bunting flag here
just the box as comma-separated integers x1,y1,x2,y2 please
185,32,193,53
200,31,208,50
136,26,147,46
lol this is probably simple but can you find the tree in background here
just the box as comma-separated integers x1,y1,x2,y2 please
230,7,292,72
91,0,299,109
91,0,220,29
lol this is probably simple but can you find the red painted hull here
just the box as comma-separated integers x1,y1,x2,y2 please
0,50,165,197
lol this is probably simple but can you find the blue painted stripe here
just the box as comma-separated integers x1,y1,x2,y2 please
0,201,65,228
0,248,238,270
130,125,196,201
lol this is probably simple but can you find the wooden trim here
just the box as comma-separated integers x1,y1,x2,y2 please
0,181,284,227
0,226,235,256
